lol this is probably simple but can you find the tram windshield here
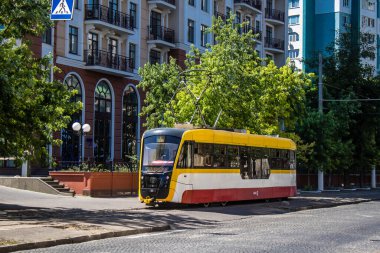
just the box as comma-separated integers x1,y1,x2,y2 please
142,135,181,172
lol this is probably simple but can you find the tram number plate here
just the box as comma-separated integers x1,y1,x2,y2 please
252,191,259,196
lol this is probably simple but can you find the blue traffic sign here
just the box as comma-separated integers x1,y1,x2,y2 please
50,0,74,20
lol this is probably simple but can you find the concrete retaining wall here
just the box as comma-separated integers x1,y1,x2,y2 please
0,177,60,195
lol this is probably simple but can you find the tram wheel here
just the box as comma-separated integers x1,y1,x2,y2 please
203,203,210,208
220,202,228,207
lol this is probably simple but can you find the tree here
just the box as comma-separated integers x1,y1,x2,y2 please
0,0,81,161
139,17,313,136
298,31,380,187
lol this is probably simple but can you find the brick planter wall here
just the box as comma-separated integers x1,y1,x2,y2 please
49,171,138,197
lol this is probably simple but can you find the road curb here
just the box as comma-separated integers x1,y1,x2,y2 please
284,199,374,212
0,224,171,253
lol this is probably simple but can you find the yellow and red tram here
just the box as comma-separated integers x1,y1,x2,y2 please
139,128,296,206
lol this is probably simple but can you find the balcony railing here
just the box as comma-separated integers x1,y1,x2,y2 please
265,8,285,22
234,0,262,11
243,25,262,40
152,0,175,5
214,11,227,21
84,50,134,73
85,4,135,30
264,37,284,50
148,25,175,44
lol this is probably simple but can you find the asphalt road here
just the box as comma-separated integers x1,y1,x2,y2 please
19,201,380,253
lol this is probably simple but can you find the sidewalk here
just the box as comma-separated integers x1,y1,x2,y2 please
0,186,379,252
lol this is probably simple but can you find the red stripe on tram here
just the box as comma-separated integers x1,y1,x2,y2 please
181,186,297,204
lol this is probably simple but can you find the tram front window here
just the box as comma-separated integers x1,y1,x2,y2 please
142,135,180,172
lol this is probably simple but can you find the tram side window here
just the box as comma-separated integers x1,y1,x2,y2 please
240,147,270,180
289,150,296,169
177,142,193,168
227,146,240,168
282,150,290,169
213,144,227,167
271,148,281,169
269,148,291,170
194,143,213,167
240,147,250,179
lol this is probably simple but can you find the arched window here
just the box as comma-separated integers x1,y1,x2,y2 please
61,74,83,163
94,81,112,162
122,86,139,163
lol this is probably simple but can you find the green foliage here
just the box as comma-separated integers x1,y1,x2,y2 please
139,17,313,136
0,0,81,160
298,31,380,178
0,0,52,39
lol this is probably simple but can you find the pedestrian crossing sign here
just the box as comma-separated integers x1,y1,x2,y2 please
50,0,74,20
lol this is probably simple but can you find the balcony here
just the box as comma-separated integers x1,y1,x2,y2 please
265,8,285,24
84,50,134,77
85,4,135,34
147,0,176,11
147,25,175,48
264,37,284,51
234,0,262,13
243,25,262,41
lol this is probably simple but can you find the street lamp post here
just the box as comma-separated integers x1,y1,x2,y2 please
72,122,91,163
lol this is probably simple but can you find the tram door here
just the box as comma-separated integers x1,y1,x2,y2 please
240,147,256,179
176,141,194,187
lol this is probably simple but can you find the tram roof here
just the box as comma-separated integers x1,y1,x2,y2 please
143,128,296,150
143,128,187,139
183,128,296,150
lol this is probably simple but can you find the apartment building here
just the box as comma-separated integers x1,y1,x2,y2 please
288,0,380,72
36,0,288,167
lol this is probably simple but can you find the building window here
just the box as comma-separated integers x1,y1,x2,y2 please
122,86,139,166
343,0,349,7
201,0,208,12
289,32,299,42
189,0,195,6
42,28,52,45
266,26,273,39
236,11,242,33
94,81,112,162
201,24,208,47
108,38,118,68
130,2,137,28
88,32,98,52
288,49,299,58
343,16,351,27
75,0,79,9
129,43,136,69
236,11,241,24
69,26,78,55
149,50,161,64
61,74,82,163
362,0,375,11
288,0,299,8
255,20,261,31
188,19,195,43
288,15,300,25
362,16,375,27
226,7,231,19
